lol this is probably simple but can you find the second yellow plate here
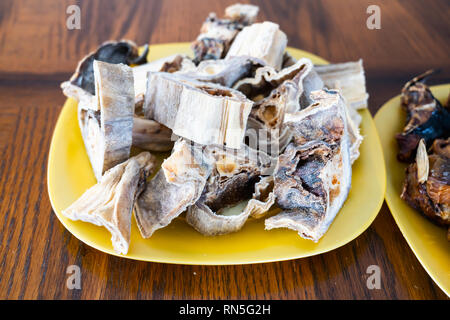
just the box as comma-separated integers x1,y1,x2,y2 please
374,84,450,296
48,43,386,265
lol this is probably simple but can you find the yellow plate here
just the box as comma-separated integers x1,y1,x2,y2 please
374,84,450,296
48,43,386,265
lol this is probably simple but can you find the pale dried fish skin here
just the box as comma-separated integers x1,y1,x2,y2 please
134,139,214,238
143,73,253,149
79,60,134,181
266,90,352,242
62,152,156,254
314,60,369,110
226,22,287,70
247,175,276,219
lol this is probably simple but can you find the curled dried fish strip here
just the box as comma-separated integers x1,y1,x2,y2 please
181,56,265,88
187,174,275,236
266,90,352,242
62,152,156,254
233,58,322,103
134,139,214,238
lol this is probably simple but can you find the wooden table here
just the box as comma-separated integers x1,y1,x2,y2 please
0,0,449,300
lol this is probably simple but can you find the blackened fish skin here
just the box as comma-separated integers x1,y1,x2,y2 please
396,101,450,162
396,69,450,162
71,41,148,95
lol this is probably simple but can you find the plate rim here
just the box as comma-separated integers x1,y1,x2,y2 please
374,83,450,296
47,43,386,265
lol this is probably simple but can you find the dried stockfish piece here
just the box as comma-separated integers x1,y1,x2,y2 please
134,139,214,238
61,40,147,100
181,56,265,88
426,139,450,209
132,117,174,152
265,90,352,242
233,58,323,103
143,73,253,149
314,60,369,111
246,82,300,156
186,145,275,235
224,3,259,25
133,54,196,108
200,144,273,210
186,177,275,236
62,152,156,254
249,175,276,218
401,137,450,229
395,70,450,162
226,22,287,70
293,89,363,164
243,59,324,155
191,4,259,63
78,60,134,181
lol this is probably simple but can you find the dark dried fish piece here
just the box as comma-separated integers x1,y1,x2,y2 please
187,176,275,236
62,40,148,98
186,145,274,235
265,90,352,241
191,4,259,63
401,138,449,230
395,70,450,162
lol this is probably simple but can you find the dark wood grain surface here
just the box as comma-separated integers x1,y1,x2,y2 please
0,0,449,300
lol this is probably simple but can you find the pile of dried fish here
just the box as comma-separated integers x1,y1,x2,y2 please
61,3,368,254
396,72,450,240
